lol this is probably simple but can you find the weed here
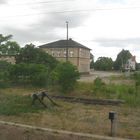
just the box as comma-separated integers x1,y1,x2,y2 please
0,94,43,115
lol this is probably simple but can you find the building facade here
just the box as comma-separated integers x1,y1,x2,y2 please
0,55,16,64
39,39,91,73
125,56,136,71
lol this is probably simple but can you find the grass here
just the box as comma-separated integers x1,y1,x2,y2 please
73,78,140,107
0,88,139,139
0,74,140,139
0,92,45,115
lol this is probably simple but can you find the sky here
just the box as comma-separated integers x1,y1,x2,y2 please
0,0,140,62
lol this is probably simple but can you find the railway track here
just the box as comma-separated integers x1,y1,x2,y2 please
50,95,125,105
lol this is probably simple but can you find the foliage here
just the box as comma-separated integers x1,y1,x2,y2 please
94,57,113,71
16,43,58,70
0,60,11,71
136,63,140,70
0,61,11,88
92,77,106,94
51,62,80,93
90,53,94,69
91,77,140,107
90,60,94,69
132,72,140,95
0,93,43,115
114,49,132,70
0,34,20,55
8,63,49,87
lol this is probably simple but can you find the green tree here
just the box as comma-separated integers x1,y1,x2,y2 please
0,34,20,55
0,61,11,71
16,43,58,70
114,49,132,70
0,61,11,88
8,63,49,87
51,62,80,93
90,53,94,69
94,57,113,71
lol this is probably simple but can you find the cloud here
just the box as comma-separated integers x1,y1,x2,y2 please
0,0,7,4
97,0,126,5
2,26,61,46
1,2,91,46
94,38,140,48
36,12,89,29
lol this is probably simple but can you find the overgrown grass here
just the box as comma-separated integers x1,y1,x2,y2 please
0,93,44,115
0,86,140,139
74,78,140,107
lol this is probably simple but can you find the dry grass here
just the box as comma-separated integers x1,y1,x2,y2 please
0,87,140,139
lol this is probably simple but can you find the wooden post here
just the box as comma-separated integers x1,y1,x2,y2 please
109,111,117,137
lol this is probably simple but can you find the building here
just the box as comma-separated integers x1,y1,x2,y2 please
39,39,91,73
0,54,16,64
125,56,136,71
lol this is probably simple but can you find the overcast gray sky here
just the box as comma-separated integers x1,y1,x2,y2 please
0,0,140,62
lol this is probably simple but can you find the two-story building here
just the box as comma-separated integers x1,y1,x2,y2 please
39,39,91,73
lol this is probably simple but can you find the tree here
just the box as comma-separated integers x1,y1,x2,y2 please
94,57,113,71
51,62,80,93
90,53,94,69
0,34,20,55
16,43,58,70
0,61,11,82
0,60,11,71
8,63,49,87
114,49,132,70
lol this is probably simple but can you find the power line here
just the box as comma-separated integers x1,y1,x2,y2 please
6,0,74,6
0,6,140,21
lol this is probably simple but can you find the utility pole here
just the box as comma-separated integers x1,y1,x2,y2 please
66,21,69,62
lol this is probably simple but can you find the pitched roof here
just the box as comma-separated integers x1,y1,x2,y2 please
38,39,90,50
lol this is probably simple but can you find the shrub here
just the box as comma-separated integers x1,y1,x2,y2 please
0,94,43,115
0,61,11,71
92,77,106,95
51,62,80,93
132,72,140,96
8,63,49,87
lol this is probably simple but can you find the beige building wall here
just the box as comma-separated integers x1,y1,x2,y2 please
0,55,16,64
42,47,90,73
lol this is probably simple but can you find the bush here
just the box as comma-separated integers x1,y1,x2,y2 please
0,94,43,115
92,77,106,95
51,62,80,93
0,61,11,71
31,72,48,87
8,63,49,87
132,72,140,96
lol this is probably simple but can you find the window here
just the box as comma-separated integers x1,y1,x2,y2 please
64,51,66,57
52,51,54,56
70,51,74,57
57,51,60,57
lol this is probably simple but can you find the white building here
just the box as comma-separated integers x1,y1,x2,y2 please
125,56,136,71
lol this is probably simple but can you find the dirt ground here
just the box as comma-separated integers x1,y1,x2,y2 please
0,124,101,140
79,70,134,85
79,70,122,82
0,100,140,140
